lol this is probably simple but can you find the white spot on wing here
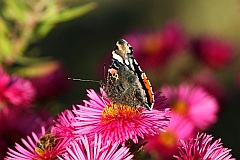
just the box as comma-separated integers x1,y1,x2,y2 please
125,59,129,65
134,59,139,65
112,51,123,64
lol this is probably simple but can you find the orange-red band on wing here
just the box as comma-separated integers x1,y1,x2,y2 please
141,73,154,105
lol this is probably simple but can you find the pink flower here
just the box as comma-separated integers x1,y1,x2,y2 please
145,113,195,159
59,134,133,160
160,20,187,53
161,83,219,130
52,109,77,140
0,67,35,108
5,127,69,160
192,36,235,68
123,20,187,69
72,88,170,145
174,133,235,160
0,107,50,159
190,69,226,103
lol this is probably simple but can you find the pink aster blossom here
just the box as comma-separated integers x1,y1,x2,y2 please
52,109,77,140
145,113,195,159
0,67,35,108
72,88,170,145
192,35,235,68
0,106,51,159
5,126,69,160
59,134,133,160
123,20,187,69
174,133,235,160
161,83,219,130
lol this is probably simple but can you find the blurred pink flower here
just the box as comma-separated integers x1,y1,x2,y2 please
72,88,170,145
123,20,187,69
161,83,219,130
0,107,50,159
174,133,235,160
29,61,70,99
0,68,35,108
190,69,226,103
59,134,133,160
5,127,69,160
192,36,235,68
145,113,195,159
161,21,187,53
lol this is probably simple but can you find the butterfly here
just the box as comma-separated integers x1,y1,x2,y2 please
103,39,154,110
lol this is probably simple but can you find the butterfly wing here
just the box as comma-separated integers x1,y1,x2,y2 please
104,39,154,110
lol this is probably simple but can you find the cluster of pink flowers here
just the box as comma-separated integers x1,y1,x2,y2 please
0,68,38,158
123,20,187,69
123,21,234,71
143,83,220,159
5,88,170,159
0,65,67,159
106,20,235,159
3,20,236,160
4,85,235,159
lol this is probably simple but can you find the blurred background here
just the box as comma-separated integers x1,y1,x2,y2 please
0,0,239,159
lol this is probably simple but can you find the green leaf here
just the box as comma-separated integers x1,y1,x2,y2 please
3,0,26,23
0,17,9,35
0,38,11,62
44,2,98,24
36,2,98,37
0,17,11,61
15,55,52,66
35,23,55,38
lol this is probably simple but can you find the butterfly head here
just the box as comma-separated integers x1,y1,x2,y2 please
114,39,133,59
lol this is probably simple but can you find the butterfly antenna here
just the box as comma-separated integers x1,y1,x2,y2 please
103,63,107,82
68,77,101,84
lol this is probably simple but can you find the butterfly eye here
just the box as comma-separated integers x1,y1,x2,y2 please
118,39,126,45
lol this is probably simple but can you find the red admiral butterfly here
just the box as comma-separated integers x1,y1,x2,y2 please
103,39,154,110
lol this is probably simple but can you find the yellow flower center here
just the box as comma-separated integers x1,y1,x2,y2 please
158,130,177,149
171,100,188,115
101,102,142,124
